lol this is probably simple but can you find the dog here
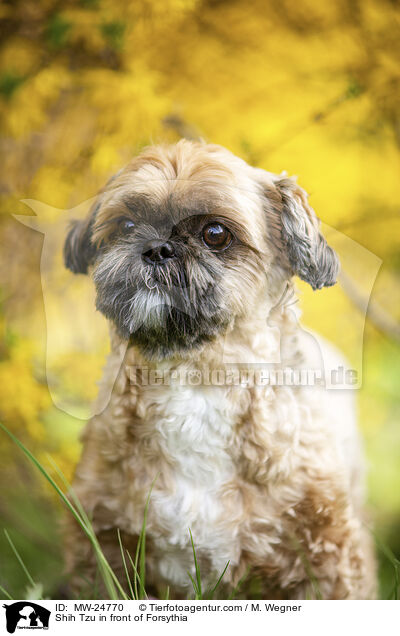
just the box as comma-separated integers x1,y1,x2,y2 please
63,140,376,599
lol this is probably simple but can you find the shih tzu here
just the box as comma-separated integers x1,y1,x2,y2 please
63,140,376,599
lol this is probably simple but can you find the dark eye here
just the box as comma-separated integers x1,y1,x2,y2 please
119,218,135,232
202,222,232,250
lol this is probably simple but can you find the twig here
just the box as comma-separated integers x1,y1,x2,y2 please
339,270,400,343
162,114,201,141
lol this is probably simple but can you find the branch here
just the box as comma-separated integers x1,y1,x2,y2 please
339,270,400,343
162,114,201,141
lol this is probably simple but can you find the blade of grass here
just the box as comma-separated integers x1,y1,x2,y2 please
46,455,92,526
126,549,141,600
390,578,399,601
45,456,128,599
188,528,202,599
47,456,128,599
228,566,251,600
373,530,400,566
0,422,127,600
4,529,36,589
92,567,101,601
0,584,13,600
187,570,200,599
372,529,400,600
134,473,159,600
0,423,90,536
47,458,124,599
117,529,134,600
133,532,142,600
208,560,230,598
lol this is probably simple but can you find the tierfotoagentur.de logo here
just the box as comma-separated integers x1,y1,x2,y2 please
2,603,50,634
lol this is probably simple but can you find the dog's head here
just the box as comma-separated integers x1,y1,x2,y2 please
64,140,339,359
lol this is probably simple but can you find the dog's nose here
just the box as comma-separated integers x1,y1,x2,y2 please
142,240,176,264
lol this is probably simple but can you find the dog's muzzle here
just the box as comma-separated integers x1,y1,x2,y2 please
142,239,176,265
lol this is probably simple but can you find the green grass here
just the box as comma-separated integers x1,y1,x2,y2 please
0,422,231,600
0,422,127,600
0,420,399,600
372,530,400,600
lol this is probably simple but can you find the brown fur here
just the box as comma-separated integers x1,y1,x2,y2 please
63,140,376,599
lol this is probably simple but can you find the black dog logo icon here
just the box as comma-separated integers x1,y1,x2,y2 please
3,602,50,633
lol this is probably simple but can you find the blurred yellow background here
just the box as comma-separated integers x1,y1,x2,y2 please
0,0,399,598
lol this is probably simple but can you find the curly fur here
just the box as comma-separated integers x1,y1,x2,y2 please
63,140,376,599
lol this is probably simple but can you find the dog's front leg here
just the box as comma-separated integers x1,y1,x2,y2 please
63,512,142,598
249,492,377,600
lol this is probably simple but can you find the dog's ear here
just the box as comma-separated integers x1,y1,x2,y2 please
64,170,123,274
262,174,340,290
64,203,98,274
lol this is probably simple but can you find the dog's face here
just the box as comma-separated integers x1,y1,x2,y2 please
64,141,339,359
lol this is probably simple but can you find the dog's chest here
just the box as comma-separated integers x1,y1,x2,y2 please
137,383,241,587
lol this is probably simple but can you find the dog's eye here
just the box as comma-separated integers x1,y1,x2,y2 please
202,222,232,250
119,218,135,232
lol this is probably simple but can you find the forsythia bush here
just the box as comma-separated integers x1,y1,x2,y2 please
0,0,399,541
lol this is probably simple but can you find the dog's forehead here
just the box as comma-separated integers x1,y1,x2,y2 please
96,143,268,244
108,189,217,227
